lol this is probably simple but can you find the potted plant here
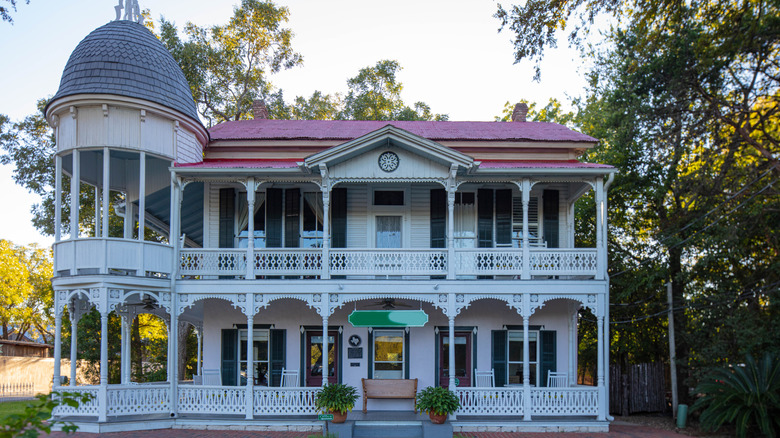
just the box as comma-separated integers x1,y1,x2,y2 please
415,386,460,424
314,383,359,423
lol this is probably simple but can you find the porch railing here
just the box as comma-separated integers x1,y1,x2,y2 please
253,386,320,415
178,247,598,279
178,385,246,414
455,387,524,416
530,387,599,416
51,386,100,417
107,384,170,416
54,238,172,277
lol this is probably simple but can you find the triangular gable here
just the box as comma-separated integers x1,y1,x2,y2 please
304,124,475,173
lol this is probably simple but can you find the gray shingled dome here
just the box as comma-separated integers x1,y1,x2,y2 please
51,20,200,123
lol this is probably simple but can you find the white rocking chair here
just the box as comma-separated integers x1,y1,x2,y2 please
201,368,221,386
547,371,568,387
281,368,299,387
474,369,495,387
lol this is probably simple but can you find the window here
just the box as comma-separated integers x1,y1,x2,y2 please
302,192,324,248
373,329,405,379
239,329,270,386
511,196,541,247
237,190,324,249
507,330,539,386
238,193,266,248
374,190,405,206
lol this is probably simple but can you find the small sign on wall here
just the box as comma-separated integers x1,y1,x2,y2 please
348,347,363,359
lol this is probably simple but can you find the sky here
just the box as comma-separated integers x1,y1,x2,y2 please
0,0,591,248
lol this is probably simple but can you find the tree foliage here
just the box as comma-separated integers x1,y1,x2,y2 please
0,240,53,344
0,0,28,24
0,392,91,438
157,0,303,125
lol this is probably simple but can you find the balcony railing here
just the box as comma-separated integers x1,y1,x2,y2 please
179,247,598,279
54,238,172,277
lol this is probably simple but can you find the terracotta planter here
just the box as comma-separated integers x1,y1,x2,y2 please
330,410,348,423
428,412,447,424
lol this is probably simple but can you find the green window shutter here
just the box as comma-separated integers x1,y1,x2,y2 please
331,188,347,248
266,188,283,248
540,330,557,387
495,189,512,246
285,188,300,248
270,329,286,386
218,188,235,248
221,329,237,386
477,189,493,248
492,330,507,387
543,190,559,248
404,330,411,379
367,331,374,379
430,189,446,248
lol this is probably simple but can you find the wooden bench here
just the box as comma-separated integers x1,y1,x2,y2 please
361,378,418,413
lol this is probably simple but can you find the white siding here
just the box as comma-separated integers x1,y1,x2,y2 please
330,146,449,180
176,129,203,164
107,107,141,148
76,106,106,147
207,183,221,248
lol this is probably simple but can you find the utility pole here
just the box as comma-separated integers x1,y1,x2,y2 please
667,281,678,419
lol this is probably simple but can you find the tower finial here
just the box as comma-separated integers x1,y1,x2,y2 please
114,0,144,24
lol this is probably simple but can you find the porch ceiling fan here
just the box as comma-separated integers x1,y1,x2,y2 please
126,294,159,311
366,299,413,310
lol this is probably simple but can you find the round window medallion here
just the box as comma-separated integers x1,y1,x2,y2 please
378,151,399,172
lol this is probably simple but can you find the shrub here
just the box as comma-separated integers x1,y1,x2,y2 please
415,386,460,416
692,353,780,438
313,383,358,415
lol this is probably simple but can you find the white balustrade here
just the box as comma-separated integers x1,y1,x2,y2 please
53,238,172,277
529,249,598,276
329,249,447,276
456,387,524,416
178,385,247,414
106,384,170,416
253,387,320,415
175,247,598,279
180,249,246,277
253,249,322,276
453,249,523,276
530,387,599,416
51,386,100,417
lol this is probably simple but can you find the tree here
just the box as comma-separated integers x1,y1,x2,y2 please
0,0,28,24
494,98,575,125
157,0,303,126
0,240,53,343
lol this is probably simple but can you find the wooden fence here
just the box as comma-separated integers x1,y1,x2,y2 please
609,362,667,415
0,382,35,401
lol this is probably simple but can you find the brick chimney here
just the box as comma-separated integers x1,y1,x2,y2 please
511,102,529,122
252,99,269,119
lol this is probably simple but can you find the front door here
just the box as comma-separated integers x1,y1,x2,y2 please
305,331,338,386
439,331,472,388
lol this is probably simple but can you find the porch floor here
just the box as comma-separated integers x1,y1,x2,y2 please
56,411,608,434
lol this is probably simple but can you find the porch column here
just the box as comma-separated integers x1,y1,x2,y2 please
94,186,100,238
448,312,456,389
98,308,109,422
245,312,254,419
595,177,605,280
597,314,606,421
246,178,256,280
102,148,110,238
446,189,456,280
569,309,577,384
170,294,180,417
55,155,62,243
196,325,203,376
123,200,134,239
70,149,80,243
53,306,62,389
138,151,146,241
322,293,329,387
521,179,531,280
70,304,78,386
321,186,331,279
522,298,531,421
120,314,130,384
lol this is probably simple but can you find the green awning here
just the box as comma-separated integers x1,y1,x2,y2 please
348,310,428,327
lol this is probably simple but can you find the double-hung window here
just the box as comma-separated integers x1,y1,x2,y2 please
507,330,539,386
372,329,405,379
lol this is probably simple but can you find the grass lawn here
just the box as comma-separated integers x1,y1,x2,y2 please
0,400,51,421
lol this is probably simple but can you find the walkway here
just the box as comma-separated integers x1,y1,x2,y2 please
49,423,691,438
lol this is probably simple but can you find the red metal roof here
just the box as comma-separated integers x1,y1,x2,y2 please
208,120,597,143
479,160,613,169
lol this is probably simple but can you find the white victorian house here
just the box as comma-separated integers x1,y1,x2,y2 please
46,16,615,435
